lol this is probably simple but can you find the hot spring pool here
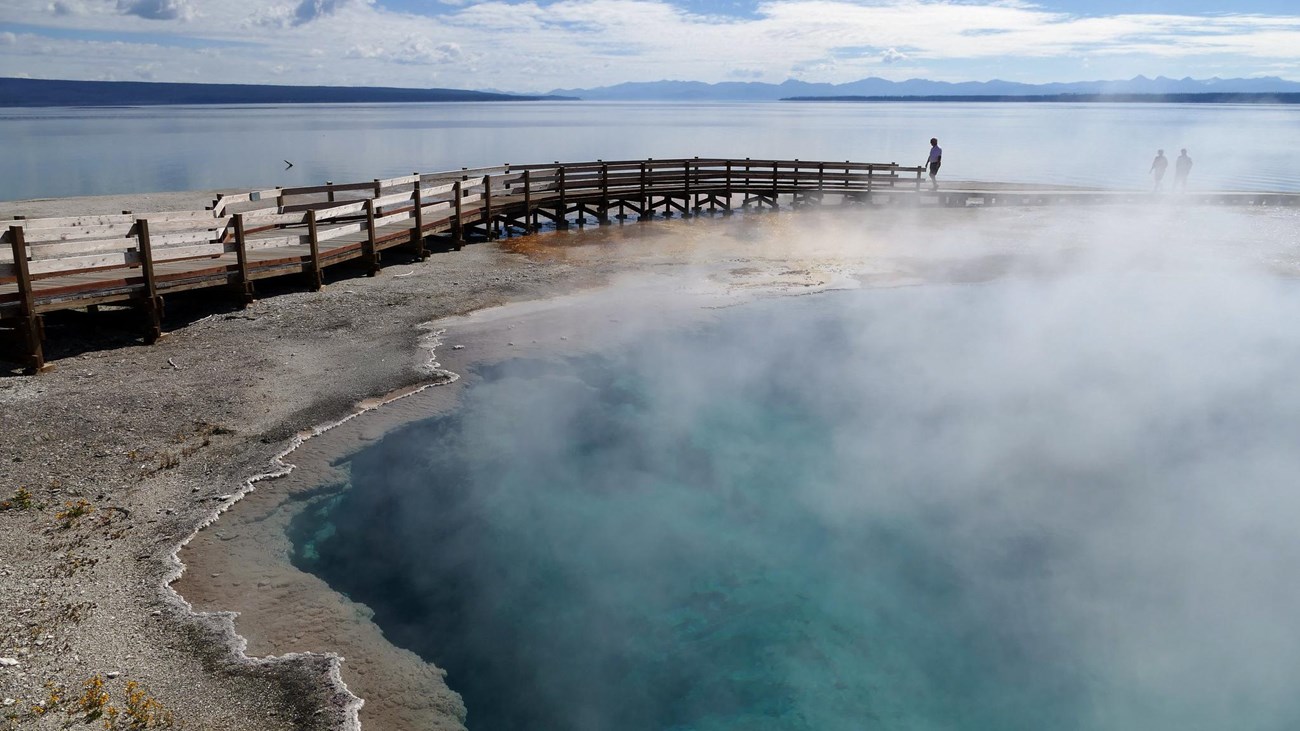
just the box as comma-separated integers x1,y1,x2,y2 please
290,278,1300,731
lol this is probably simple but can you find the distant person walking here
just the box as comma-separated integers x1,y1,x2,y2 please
1150,149,1168,191
1174,149,1193,191
926,138,942,191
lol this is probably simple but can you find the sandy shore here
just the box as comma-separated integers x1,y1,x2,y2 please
5,190,1288,729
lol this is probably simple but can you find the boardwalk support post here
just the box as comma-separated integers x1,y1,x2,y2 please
522,170,535,232
723,161,733,216
638,162,650,222
135,218,163,343
452,181,464,250
411,176,427,259
682,160,692,219
482,174,495,239
556,166,569,230
7,225,47,373
771,162,780,210
231,214,255,307
363,199,381,273
306,209,323,290
599,163,611,225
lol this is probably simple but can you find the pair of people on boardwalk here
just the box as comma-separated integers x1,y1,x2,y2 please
1150,149,1193,191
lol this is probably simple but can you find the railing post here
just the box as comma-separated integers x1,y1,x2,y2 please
556,166,569,230
482,174,495,239
599,163,610,224
682,160,692,218
231,213,254,306
792,160,801,207
411,175,427,258
771,161,779,210
523,170,535,232
452,180,464,249
363,198,381,271
638,162,649,222
135,218,162,343
306,209,323,290
7,225,46,373
743,158,752,211
724,161,733,216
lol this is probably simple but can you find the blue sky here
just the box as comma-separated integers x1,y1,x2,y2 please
1,0,1297,91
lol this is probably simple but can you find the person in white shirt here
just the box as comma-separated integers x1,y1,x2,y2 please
1150,149,1169,191
926,138,942,190
1174,149,1193,191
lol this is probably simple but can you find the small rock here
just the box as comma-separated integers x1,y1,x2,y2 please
452,345,465,350
106,671,121,679
0,658,19,667
2,698,15,706
213,494,233,501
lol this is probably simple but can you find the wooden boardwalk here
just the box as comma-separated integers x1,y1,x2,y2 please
3,157,1298,372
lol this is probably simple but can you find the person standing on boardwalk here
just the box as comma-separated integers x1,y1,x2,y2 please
1150,149,1168,191
925,138,942,190
1174,149,1193,191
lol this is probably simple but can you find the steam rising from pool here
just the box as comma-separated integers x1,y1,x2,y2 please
291,207,1300,731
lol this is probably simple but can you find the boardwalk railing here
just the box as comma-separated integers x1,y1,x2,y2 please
0,157,929,372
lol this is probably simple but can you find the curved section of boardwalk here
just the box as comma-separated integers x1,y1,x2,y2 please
3,157,1298,372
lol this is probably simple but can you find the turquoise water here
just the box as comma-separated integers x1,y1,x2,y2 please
4,101,1300,200
292,280,1300,731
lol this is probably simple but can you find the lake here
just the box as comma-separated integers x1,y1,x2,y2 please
3,101,1299,201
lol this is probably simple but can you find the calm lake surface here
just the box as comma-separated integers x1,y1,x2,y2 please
3,101,1300,201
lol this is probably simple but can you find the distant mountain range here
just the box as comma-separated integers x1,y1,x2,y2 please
786,93,1300,104
0,78,571,107
548,75,1300,101
5,75,1299,107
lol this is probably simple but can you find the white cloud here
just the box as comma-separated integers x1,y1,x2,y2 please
2,0,1298,88
48,0,81,15
346,37,465,65
292,0,353,25
117,0,194,20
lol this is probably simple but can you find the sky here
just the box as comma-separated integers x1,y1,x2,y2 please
1,0,1298,92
